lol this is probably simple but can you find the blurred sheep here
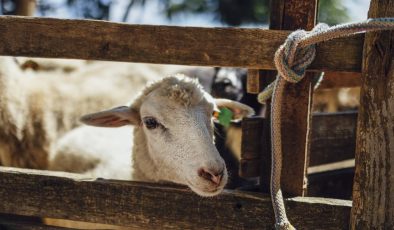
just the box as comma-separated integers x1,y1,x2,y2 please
0,56,190,169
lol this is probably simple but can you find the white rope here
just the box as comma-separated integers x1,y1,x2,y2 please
259,18,394,230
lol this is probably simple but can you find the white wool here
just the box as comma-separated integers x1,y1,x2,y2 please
51,126,133,180
0,56,189,169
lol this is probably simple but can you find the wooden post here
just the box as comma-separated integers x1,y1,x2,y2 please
15,0,36,16
246,69,262,94
261,0,318,196
351,0,394,228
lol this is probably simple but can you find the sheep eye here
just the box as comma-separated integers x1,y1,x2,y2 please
143,117,159,129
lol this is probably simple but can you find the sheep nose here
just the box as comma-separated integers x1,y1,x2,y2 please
198,168,224,185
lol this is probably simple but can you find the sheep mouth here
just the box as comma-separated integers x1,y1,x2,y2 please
186,179,225,197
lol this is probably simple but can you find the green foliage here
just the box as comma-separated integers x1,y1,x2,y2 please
160,0,269,26
159,0,350,26
164,0,213,19
318,0,350,25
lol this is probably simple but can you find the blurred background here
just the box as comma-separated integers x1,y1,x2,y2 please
1,0,369,26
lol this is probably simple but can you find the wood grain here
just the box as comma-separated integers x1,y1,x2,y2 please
15,0,36,16
308,161,355,200
247,72,361,93
270,0,318,196
351,0,394,228
0,16,363,72
310,112,357,166
241,117,265,161
241,112,358,177
0,167,352,229
246,69,261,94
318,72,361,89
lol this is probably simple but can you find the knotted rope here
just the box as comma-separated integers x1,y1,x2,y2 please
258,18,394,230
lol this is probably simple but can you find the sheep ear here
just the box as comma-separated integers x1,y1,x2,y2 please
214,99,255,122
80,106,140,127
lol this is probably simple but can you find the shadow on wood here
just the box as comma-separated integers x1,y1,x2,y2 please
0,167,351,229
241,112,357,177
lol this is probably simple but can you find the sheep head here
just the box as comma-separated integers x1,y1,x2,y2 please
211,68,246,101
80,74,254,197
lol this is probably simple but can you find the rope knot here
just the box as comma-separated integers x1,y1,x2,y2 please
274,29,314,84
258,23,328,103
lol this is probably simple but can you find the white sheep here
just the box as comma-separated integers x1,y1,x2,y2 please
50,74,254,197
0,56,190,169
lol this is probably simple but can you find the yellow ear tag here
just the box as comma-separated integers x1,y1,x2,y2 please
217,108,233,127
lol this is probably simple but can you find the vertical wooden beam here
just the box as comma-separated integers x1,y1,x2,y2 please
15,0,36,16
247,69,262,94
263,0,317,196
351,0,394,229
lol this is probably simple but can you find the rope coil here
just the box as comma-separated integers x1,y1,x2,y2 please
260,18,394,230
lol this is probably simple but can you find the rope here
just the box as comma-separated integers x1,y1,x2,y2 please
258,18,394,230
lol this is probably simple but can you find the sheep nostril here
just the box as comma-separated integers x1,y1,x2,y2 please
198,168,212,181
198,168,224,185
211,173,223,185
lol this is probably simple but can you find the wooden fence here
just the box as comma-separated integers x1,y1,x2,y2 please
0,0,393,229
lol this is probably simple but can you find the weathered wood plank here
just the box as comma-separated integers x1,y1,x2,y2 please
318,72,361,89
15,0,36,16
240,117,264,177
0,16,363,72
310,112,357,166
247,72,361,93
0,167,351,229
239,159,261,178
273,0,318,196
241,117,264,161
351,0,394,229
308,160,355,200
246,69,261,94
241,112,357,177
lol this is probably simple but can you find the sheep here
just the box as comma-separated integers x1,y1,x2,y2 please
50,74,254,197
182,67,261,150
52,125,133,180
53,67,260,190
0,56,192,169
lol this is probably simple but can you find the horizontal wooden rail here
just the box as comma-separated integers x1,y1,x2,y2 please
310,111,357,166
0,16,363,72
319,72,361,89
241,112,357,177
247,71,361,94
308,160,355,200
0,167,351,229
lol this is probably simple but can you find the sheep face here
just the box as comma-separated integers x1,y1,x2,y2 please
80,75,254,197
